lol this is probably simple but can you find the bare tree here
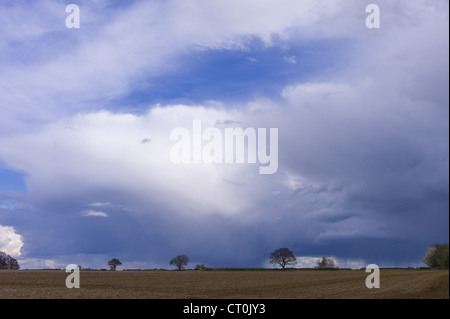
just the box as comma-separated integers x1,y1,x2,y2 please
108,258,122,271
269,248,297,269
170,255,190,270
315,256,336,269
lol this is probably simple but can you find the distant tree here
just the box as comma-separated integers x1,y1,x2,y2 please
7,258,20,270
194,264,204,270
194,264,211,271
0,251,20,270
316,256,336,269
107,258,122,271
0,252,7,269
423,244,449,268
269,248,297,269
170,255,190,270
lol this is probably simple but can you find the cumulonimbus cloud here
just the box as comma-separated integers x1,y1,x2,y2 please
0,225,23,257
0,0,447,268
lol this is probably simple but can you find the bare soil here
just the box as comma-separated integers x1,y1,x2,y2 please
0,269,448,299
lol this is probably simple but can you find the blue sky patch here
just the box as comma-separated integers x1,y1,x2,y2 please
0,165,27,194
109,38,353,110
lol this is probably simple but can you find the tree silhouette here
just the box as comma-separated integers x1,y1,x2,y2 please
315,256,336,269
108,258,122,271
169,255,190,270
0,251,20,269
269,248,297,269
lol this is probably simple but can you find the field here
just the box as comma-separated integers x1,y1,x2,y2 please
0,269,448,299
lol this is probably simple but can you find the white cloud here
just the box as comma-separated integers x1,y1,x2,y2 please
0,0,375,134
0,105,260,217
294,256,321,268
82,210,108,218
17,254,107,270
89,202,111,207
0,225,24,257
283,56,297,64
16,258,58,269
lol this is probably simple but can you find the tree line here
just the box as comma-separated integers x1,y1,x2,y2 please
2,243,448,270
105,249,341,271
107,244,449,271
0,252,20,269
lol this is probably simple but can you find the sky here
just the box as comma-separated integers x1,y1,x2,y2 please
0,0,448,270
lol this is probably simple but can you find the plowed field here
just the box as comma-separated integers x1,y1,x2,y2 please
0,269,447,299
